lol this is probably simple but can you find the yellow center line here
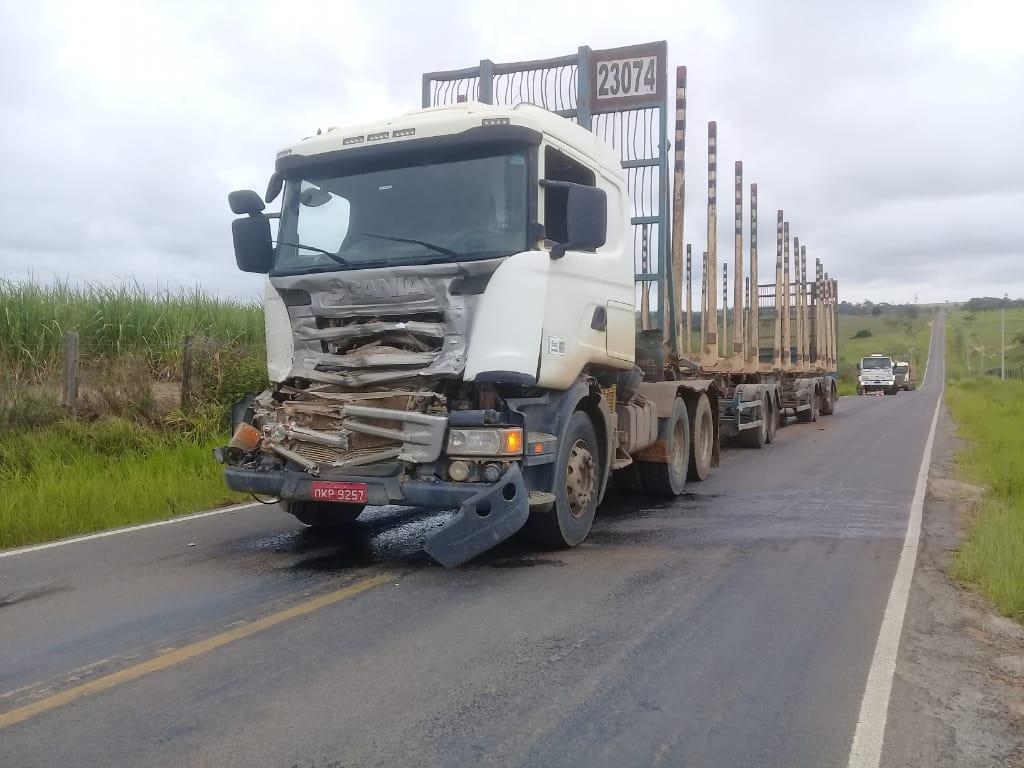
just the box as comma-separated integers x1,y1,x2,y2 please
0,572,393,731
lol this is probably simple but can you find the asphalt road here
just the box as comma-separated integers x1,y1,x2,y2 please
0,321,945,768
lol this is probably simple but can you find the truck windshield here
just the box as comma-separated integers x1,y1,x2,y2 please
275,152,529,274
861,357,892,369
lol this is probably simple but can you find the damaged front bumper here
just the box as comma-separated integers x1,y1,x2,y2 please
225,462,530,568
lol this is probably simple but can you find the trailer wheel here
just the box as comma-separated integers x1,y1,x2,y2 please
821,383,836,415
528,411,600,548
776,394,788,427
765,394,778,444
797,390,819,422
687,393,713,481
286,500,365,529
640,398,690,496
740,396,767,449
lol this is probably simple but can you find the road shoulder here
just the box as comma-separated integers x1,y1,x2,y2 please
882,405,1024,766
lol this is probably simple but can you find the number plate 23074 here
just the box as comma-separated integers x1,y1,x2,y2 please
310,481,368,504
595,56,657,100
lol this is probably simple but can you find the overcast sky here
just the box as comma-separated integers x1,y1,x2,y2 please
1,0,1021,303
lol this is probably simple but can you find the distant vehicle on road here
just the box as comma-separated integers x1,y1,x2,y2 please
894,361,915,391
857,354,897,395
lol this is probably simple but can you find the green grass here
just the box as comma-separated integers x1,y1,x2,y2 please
946,306,1024,381
947,379,1024,618
0,279,267,549
0,419,246,549
836,312,933,395
0,279,264,381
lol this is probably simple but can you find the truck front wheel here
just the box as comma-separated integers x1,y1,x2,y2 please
286,500,365,530
528,411,600,548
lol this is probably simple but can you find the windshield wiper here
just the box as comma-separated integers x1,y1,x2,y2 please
357,232,459,258
274,241,348,267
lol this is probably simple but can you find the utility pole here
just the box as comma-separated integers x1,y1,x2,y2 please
1002,292,1007,380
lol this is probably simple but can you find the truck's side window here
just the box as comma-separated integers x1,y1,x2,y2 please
544,146,596,245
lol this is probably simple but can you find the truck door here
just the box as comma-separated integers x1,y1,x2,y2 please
537,143,634,388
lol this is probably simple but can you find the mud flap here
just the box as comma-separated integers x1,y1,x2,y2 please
423,464,530,567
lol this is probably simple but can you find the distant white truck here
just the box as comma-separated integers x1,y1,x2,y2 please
857,354,897,395
894,361,915,391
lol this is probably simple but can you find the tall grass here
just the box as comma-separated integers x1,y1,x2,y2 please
0,279,264,380
0,280,266,548
948,379,1024,618
0,419,246,548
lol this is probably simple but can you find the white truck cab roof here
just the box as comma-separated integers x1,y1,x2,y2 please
276,101,623,179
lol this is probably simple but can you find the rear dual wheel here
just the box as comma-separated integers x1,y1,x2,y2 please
639,398,691,496
765,395,778,444
740,394,768,449
821,383,837,415
797,391,819,422
688,393,714,481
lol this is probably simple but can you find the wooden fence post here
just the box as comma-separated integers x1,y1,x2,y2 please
61,331,80,409
180,335,194,410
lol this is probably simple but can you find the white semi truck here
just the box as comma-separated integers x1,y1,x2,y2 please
857,354,897,395
219,43,839,566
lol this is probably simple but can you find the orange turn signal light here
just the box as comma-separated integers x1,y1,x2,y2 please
504,429,523,455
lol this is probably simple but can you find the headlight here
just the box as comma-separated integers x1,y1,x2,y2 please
446,427,523,457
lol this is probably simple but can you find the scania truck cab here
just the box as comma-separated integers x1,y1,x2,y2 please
220,101,706,566
856,353,897,395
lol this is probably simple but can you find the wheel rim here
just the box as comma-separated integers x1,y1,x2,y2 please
671,419,687,475
565,439,597,518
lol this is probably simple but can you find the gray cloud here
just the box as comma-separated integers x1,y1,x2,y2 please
1,0,1021,303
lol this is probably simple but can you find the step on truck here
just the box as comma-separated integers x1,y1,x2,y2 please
217,42,840,566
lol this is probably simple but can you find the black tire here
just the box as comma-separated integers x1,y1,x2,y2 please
528,411,600,548
687,393,713,481
776,395,788,427
797,389,819,422
739,394,767,449
765,394,778,444
885,386,898,396
821,383,836,415
286,500,365,529
639,398,690,496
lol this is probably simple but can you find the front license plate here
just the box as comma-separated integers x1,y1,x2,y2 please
310,481,369,504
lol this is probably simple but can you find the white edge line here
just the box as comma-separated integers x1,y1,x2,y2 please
846,318,945,768
0,501,261,559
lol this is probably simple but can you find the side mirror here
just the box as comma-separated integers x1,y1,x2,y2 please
228,189,266,216
544,181,607,260
231,214,273,274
